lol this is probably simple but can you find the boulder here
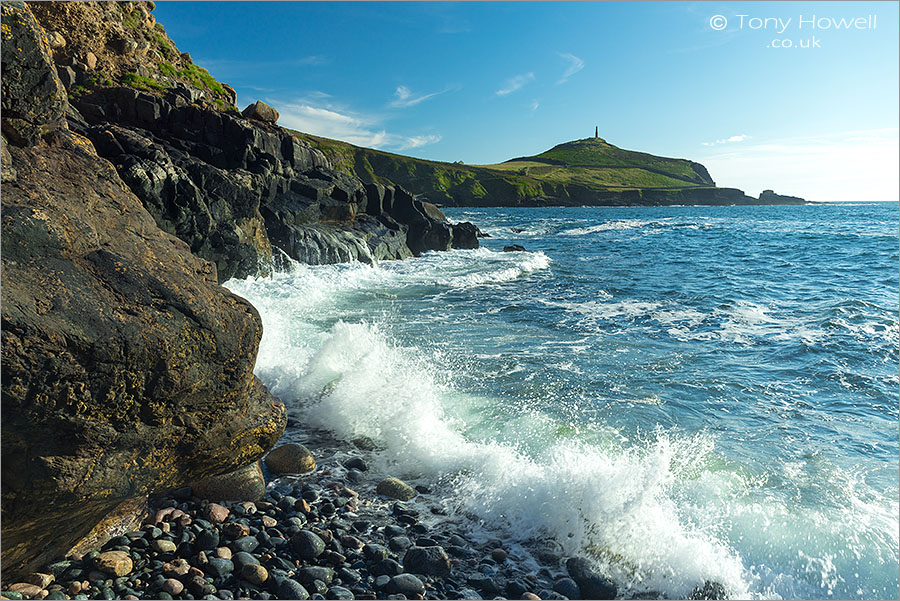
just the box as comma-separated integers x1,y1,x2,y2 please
0,129,285,578
1,3,68,146
188,461,267,502
376,478,417,501
265,443,316,474
242,100,279,124
504,244,527,252
565,557,616,600
451,222,480,249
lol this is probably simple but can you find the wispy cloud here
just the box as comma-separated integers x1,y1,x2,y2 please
276,100,441,152
496,72,535,96
389,85,451,108
702,134,750,146
557,53,584,84
530,100,540,112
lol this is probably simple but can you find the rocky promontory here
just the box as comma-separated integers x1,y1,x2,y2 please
1,0,479,583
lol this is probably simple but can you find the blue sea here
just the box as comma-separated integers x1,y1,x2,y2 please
226,202,899,600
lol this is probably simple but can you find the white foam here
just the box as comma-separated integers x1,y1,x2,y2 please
225,254,900,600
224,294,756,597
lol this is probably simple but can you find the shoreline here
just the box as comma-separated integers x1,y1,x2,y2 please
1,428,632,601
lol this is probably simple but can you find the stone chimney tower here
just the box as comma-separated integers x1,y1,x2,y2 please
595,126,598,138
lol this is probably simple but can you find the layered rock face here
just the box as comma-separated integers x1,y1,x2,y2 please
1,2,285,578
66,85,479,281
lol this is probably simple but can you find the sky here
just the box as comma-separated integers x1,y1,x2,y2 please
154,1,899,202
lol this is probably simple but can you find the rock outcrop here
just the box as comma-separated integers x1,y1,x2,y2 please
64,84,479,281
1,2,285,578
16,0,479,284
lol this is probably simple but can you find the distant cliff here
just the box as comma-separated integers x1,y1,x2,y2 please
295,134,808,207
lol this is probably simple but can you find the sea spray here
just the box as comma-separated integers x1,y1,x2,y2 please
226,203,899,600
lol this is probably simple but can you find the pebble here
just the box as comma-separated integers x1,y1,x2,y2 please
343,457,368,471
277,578,310,600
94,551,133,577
491,548,508,562
205,557,234,579
16,438,623,601
293,530,326,559
403,545,451,577
386,574,425,597
161,578,183,595
152,539,177,553
25,573,54,589
240,563,268,585
206,502,230,523
162,558,190,577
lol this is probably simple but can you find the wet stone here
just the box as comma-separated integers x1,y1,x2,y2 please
277,578,310,600
386,574,425,597
231,535,259,554
297,566,335,586
293,529,326,559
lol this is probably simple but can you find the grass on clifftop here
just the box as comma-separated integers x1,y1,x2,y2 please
292,131,717,206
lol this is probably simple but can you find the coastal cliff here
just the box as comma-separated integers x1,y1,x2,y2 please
296,133,808,208
0,0,477,579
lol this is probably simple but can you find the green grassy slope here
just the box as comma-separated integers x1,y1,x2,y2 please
290,132,797,207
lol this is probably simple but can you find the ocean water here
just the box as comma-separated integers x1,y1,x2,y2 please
225,203,899,600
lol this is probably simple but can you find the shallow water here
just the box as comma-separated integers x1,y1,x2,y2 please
226,202,899,600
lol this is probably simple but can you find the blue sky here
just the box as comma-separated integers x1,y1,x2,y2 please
155,1,899,202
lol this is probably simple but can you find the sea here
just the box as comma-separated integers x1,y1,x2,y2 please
225,202,899,600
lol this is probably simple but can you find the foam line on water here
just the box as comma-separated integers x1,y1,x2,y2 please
226,244,900,600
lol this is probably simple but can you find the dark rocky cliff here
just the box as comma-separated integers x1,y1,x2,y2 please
1,1,287,578
1,0,480,579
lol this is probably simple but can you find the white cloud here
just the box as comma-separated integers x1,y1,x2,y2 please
389,85,446,108
277,101,441,152
557,53,584,84
702,134,750,146
496,72,535,96
530,100,540,112
696,128,900,202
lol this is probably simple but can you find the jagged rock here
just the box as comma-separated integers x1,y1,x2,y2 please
504,244,527,252
24,0,479,287
420,201,448,222
242,100,279,124
1,3,68,146
451,222,480,249
45,30,66,49
56,65,77,88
